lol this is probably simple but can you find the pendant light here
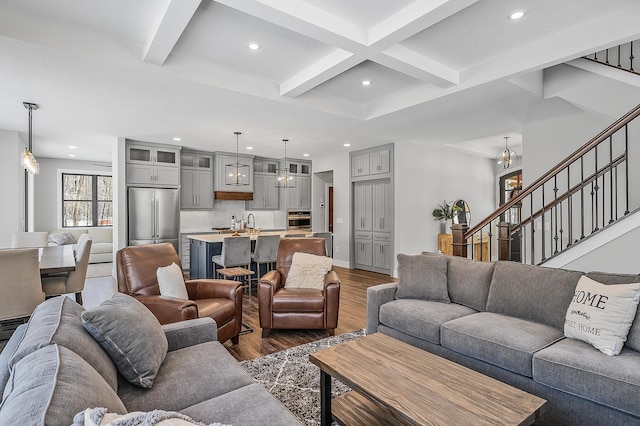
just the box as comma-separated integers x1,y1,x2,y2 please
22,102,39,174
496,136,519,169
225,131,250,186
275,139,296,188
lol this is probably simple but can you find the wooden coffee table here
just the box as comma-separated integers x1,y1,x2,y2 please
309,333,546,426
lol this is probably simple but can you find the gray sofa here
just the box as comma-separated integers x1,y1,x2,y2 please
367,253,640,425
0,296,300,425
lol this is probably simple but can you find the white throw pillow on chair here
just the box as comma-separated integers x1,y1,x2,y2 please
156,262,189,300
284,252,333,290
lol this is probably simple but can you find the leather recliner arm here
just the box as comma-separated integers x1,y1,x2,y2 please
134,294,198,325
323,270,341,329
258,270,282,328
185,279,242,300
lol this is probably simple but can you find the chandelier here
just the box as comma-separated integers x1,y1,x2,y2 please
22,102,39,174
225,131,249,186
276,139,295,188
496,136,519,169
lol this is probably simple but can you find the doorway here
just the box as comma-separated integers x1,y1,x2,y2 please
328,186,333,232
499,169,522,223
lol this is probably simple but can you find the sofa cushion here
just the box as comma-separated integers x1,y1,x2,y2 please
88,227,113,243
182,383,301,426
0,324,27,400
587,272,640,353
81,293,168,389
7,296,118,391
441,312,564,377
379,299,476,344
91,242,113,254
395,254,449,302
446,255,494,311
486,262,583,330
0,345,126,425
533,338,640,417
118,341,254,413
564,276,640,356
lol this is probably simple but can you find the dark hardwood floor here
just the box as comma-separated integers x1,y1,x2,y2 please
224,266,396,361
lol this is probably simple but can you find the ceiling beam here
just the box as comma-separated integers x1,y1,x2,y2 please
143,0,202,66
376,45,459,86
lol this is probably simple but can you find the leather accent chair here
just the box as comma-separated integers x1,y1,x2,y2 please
116,243,242,344
258,238,340,338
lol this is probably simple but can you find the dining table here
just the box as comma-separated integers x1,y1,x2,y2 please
39,245,76,275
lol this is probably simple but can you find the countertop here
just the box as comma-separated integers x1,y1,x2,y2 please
186,230,312,243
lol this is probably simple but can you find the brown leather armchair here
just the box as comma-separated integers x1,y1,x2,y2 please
116,243,242,344
258,238,340,338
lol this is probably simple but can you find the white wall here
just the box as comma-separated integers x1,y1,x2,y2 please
394,142,496,266
33,157,112,232
0,130,27,248
312,151,350,268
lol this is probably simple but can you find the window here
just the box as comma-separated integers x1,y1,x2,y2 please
62,173,112,227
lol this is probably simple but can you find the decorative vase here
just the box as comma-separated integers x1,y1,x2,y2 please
441,219,452,234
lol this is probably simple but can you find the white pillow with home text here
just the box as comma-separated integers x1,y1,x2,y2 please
564,276,640,356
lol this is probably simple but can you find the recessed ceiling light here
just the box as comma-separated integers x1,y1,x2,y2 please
362,80,371,86
68,154,76,158
172,137,182,142
248,43,260,50
68,145,77,149
508,10,526,20
246,146,254,150
344,143,351,147
303,153,309,157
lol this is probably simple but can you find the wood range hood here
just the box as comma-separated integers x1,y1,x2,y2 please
214,191,253,201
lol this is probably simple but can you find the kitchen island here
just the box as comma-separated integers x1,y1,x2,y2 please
187,230,313,279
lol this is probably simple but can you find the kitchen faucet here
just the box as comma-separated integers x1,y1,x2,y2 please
247,213,256,231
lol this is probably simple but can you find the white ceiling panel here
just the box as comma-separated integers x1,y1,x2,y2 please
171,1,335,82
301,0,414,29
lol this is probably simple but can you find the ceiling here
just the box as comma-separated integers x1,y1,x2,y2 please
0,0,639,162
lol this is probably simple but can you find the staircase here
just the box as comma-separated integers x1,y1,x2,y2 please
452,103,640,265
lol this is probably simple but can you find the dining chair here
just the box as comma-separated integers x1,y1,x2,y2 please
41,235,92,305
0,249,45,338
11,231,48,248
312,232,333,257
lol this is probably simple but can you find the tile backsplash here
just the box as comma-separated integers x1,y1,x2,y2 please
180,201,283,231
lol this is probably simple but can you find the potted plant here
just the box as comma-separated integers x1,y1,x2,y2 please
432,200,461,234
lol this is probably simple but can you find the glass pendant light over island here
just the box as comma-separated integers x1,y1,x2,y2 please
275,139,296,188
225,131,250,186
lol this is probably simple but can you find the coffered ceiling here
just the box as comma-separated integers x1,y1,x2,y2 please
0,0,639,162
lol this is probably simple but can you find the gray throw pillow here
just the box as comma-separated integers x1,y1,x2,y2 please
48,231,76,246
395,253,450,303
81,293,168,389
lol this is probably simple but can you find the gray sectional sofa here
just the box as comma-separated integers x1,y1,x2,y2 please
367,253,640,425
0,296,300,425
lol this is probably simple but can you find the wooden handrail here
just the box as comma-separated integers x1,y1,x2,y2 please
464,104,640,240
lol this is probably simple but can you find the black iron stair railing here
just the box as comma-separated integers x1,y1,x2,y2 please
452,104,640,265
583,41,638,76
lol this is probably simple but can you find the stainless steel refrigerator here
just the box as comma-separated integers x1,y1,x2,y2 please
128,187,179,250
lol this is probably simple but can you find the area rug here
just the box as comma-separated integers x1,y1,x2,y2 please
240,329,365,425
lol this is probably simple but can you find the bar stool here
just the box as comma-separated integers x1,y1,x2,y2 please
251,235,280,288
312,232,333,257
284,233,305,238
212,236,253,292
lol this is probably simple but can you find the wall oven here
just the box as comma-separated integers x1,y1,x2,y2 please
287,211,312,230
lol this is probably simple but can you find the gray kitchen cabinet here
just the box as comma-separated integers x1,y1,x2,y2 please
181,169,213,209
373,239,392,269
370,148,390,175
351,153,370,177
286,175,311,210
354,181,373,231
354,237,373,267
126,143,180,186
248,172,279,210
181,152,213,171
372,179,392,232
